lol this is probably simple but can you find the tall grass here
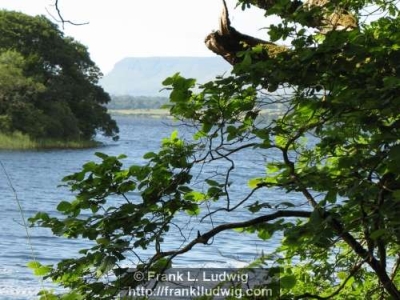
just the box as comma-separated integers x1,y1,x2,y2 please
0,132,100,150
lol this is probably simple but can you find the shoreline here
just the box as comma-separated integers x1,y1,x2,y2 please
0,132,100,150
108,108,282,118
108,108,171,118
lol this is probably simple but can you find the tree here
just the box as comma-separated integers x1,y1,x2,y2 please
0,10,118,141
0,50,46,135
30,0,400,299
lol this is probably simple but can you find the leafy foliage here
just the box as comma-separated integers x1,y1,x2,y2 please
0,10,118,141
30,0,400,299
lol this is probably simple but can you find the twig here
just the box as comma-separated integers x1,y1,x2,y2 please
48,0,89,29
0,161,47,296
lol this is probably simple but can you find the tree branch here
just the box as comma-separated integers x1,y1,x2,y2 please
278,133,400,299
205,0,282,65
149,210,311,263
49,0,89,29
205,0,357,66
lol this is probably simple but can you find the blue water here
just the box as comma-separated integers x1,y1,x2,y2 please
0,116,290,299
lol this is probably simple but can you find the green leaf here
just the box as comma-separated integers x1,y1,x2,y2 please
202,122,213,134
170,129,179,141
254,129,270,140
118,181,136,193
275,135,287,147
143,152,157,159
96,256,117,277
162,75,175,86
96,237,110,246
325,190,337,203
241,52,252,67
258,228,272,240
275,201,295,208
56,201,72,212
83,161,97,172
370,229,387,240
247,201,272,213
205,179,221,187
280,275,297,289
150,257,172,273
393,190,400,201
184,191,206,202
337,271,347,280
27,261,41,269
61,292,85,300
248,178,263,188
185,204,200,216
267,163,280,173
27,261,52,276
95,152,109,160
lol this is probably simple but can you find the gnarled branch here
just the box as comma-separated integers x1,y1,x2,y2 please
205,0,357,66
205,0,282,65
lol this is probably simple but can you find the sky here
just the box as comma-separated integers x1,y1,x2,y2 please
1,0,270,74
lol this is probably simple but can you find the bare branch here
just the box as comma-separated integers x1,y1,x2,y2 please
49,0,89,29
200,185,262,221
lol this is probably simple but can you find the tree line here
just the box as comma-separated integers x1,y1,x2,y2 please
107,95,169,110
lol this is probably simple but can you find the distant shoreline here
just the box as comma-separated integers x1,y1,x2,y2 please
108,109,171,118
108,108,282,119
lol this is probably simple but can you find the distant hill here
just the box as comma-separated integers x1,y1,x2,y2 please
99,56,232,96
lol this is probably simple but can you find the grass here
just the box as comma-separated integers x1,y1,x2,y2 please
0,132,100,150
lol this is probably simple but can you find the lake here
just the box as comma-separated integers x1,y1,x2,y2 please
0,115,294,299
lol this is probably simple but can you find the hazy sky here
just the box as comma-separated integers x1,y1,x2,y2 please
1,0,270,74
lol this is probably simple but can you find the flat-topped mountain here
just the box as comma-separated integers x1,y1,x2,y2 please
100,56,231,96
